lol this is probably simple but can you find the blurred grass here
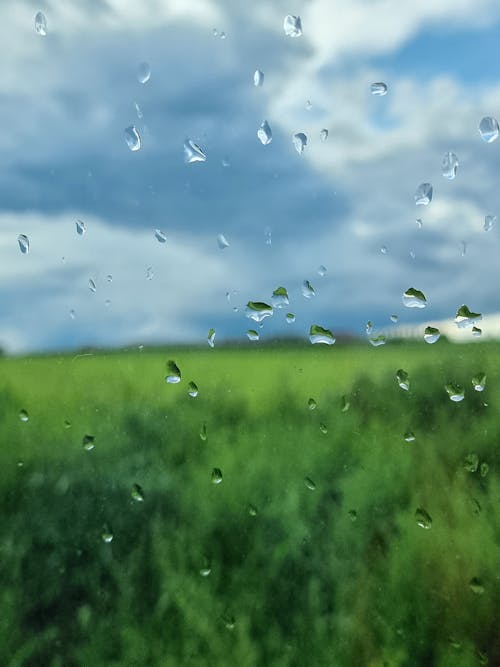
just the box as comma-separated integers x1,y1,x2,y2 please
0,341,499,666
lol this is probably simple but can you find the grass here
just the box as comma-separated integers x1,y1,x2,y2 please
0,340,499,666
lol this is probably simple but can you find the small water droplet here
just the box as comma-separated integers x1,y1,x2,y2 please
317,265,327,277
380,245,388,255
366,321,373,335
404,430,416,443
396,369,410,391
304,476,316,491
415,183,433,206
479,116,499,143
154,229,167,243
286,313,295,324
416,218,423,229
199,557,211,577
410,249,416,260
246,329,259,341
124,125,141,152
472,372,486,392
469,577,484,595
390,314,398,323
319,423,328,434
284,15,302,37
424,326,440,344
455,305,482,328
19,409,29,423
35,11,47,36
211,468,223,484
461,241,467,257
136,62,151,84
402,287,427,309
309,324,335,345
484,214,496,232
134,102,143,119
305,100,312,111
17,234,29,254
341,395,350,412
245,301,273,322
76,219,86,236
292,132,307,155
264,226,272,245
131,483,145,502
64,420,72,429
415,507,432,529
219,31,226,40
217,233,229,249
82,434,95,451
302,280,315,299
106,275,113,284
184,138,206,163
165,360,181,384
254,69,264,87
441,152,459,180
348,509,358,522
200,423,208,441
101,525,113,543
472,326,482,337
69,309,76,320
222,614,235,630
207,328,216,348
248,504,258,517
88,279,97,293
257,120,272,145
221,157,230,168
271,286,289,309
146,266,153,280
320,128,329,142
464,453,479,473
370,82,387,96
308,398,317,410
187,381,199,398
446,382,465,402
369,335,387,347
480,462,489,477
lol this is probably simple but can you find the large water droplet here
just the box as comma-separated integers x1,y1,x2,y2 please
309,324,335,345
396,369,410,391
293,133,307,155
82,434,95,451
415,507,432,529
424,326,440,344
257,120,272,145
484,214,496,232
369,335,386,347
370,82,387,96
286,313,295,324
464,453,479,473
246,301,273,322
271,286,289,309
165,360,181,384
441,152,459,180
154,229,167,243
125,125,141,152
136,62,151,84
211,468,223,484
320,129,328,142
455,305,482,328
19,409,29,423
479,116,499,143
17,234,29,254
469,577,485,595
88,279,97,293
217,233,229,249
446,382,465,402
302,280,315,299
415,183,433,206
184,139,206,163
35,11,47,36
402,287,427,309
304,476,316,491
283,15,302,37
254,69,264,87
76,219,86,236
187,381,199,398
472,372,486,392
131,483,145,502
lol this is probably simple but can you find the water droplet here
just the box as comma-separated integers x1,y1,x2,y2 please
211,468,223,484
187,381,199,398
82,434,95,451
309,324,335,345
124,125,141,152
106,275,112,284
219,31,226,40
390,314,398,323
410,249,416,260
88,279,96,293
396,369,410,391
254,69,264,87
461,241,467,257
293,133,307,155
19,409,29,423
472,326,482,337
302,280,315,299
369,335,387,347
64,420,72,429
308,398,317,410
472,372,486,392
348,509,358,522
424,326,440,344
283,15,302,37
248,504,258,517
154,229,167,243
271,286,289,309
480,462,489,477
136,62,151,84
370,82,387,96
222,614,235,630
69,309,76,320
199,558,211,577
341,395,350,412
380,245,388,254
200,423,208,441
446,382,465,402
415,507,432,529
245,301,273,322
402,287,427,309
207,328,216,348
246,329,259,341
441,152,459,180
317,265,327,277
134,102,143,119
286,313,295,324
35,11,47,36
464,453,479,473
305,100,312,111
264,226,272,245
184,138,206,164
404,430,416,443
455,304,482,328
304,476,316,491
76,219,86,236
484,214,496,231
414,183,433,206
469,577,484,595
416,218,423,229
257,120,272,145
217,233,230,249
366,321,373,335
146,266,153,280
101,525,113,543
320,129,328,142
165,360,181,384
17,234,29,254
319,423,328,434
479,116,499,143
131,483,145,502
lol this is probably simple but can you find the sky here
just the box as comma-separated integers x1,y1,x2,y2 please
1,0,500,352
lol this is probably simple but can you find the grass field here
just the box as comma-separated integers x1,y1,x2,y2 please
0,341,499,666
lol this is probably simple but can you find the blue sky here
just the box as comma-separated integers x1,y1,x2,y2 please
1,0,500,352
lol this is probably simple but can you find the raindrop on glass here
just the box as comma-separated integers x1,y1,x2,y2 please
254,69,264,87
472,373,486,392
480,462,489,477
305,100,312,110
124,125,141,152
446,382,465,402
441,152,459,180
184,138,206,163
369,335,386,347
17,234,29,254
469,577,485,595
69,309,76,320
308,398,317,410
302,280,315,299
472,326,482,337
424,326,440,344
134,102,143,119
264,226,272,245
207,328,216,348
304,477,316,491
187,381,199,398
348,509,358,522
257,120,272,145
404,430,416,443
245,301,273,322
34,11,47,36
217,233,230,250
319,423,328,434
286,313,295,324
248,504,258,517
200,422,208,441
464,453,479,473
317,265,327,277
136,62,151,84
309,324,335,345
390,314,398,323
370,82,387,96
484,215,496,232
211,468,223,484
88,279,97,293
402,287,427,309
101,525,113,544
271,286,289,309
415,507,432,529
199,558,211,577
380,245,387,255
341,395,350,412
416,218,423,229
320,128,328,142
246,329,259,341
283,15,302,37
366,321,373,335
396,369,410,391
455,305,482,328
479,116,499,143
76,219,86,236
414,183,433,206
165,360,181,384
131,483,145,502
146,266,153,280
82,434,95,451
19,409,29,423
293,132,307,155
154,229,167,243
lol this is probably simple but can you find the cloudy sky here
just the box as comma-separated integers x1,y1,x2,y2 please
1,0,500,352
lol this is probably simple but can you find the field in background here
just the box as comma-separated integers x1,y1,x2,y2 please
0,341,499,666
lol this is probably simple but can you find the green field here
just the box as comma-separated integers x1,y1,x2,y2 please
0,341,499,666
